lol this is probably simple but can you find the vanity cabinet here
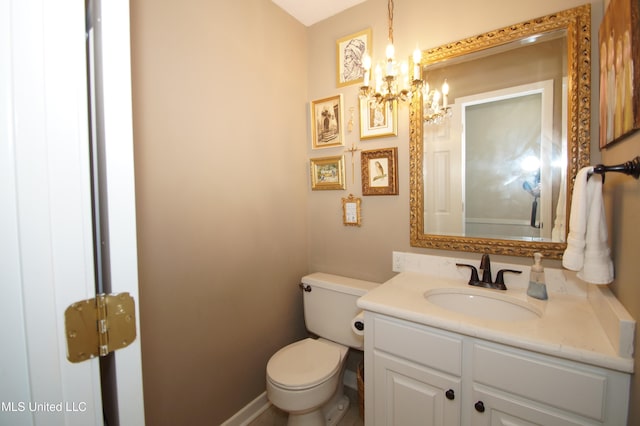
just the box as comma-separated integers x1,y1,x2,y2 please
365,314,630,426
370,316,462,425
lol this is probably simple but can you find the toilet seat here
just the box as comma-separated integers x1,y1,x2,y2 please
267,338,342,390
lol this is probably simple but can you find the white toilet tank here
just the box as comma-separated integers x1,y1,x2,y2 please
301,272,378,349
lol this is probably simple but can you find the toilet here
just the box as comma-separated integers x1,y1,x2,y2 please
266,272,378,426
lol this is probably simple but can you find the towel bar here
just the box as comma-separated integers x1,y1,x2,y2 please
588,156,640,183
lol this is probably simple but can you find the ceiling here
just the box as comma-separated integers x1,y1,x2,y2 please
270,0,368,26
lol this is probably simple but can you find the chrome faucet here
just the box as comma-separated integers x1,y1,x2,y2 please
456,254,521,290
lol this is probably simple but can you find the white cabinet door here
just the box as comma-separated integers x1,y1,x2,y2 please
471,386,598,426
373,351,461,426
472,341,628,425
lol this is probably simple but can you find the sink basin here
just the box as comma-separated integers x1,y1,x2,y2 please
425,288,542,321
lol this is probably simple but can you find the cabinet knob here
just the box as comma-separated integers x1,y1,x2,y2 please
474,401,485,413
445,389,455,400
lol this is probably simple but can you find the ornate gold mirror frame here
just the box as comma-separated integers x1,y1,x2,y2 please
409,4,591,259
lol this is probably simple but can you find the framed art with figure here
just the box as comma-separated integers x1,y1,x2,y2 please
359,98,398,139
336,29,372,88
311,95,344,149
599,0,640,148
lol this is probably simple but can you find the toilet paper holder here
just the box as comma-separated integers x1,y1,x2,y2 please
351,311,365,336
354,319,364,331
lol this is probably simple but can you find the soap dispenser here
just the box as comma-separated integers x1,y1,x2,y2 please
527,252,548,300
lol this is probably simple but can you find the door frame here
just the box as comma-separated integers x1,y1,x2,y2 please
92,0,145,424
0,0,144,424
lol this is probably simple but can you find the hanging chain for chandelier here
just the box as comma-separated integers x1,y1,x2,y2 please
387,0,394,47
359,0,451,124
359,0,419,108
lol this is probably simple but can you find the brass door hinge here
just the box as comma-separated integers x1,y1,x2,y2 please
65,293,136,363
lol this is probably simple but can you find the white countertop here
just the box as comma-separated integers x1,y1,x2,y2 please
357,270,634,373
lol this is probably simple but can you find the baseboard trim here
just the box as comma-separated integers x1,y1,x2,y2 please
222,370,358,425
220,391,271,426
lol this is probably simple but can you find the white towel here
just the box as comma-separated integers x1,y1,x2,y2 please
562,167,592,269
551,171,567,242
562,166,614,284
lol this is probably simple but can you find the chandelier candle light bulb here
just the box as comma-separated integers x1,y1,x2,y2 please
362,53,371,86
442,79,449,108
401,61,409,91
385,43,395,75
386,43,395,60
413,48,421,81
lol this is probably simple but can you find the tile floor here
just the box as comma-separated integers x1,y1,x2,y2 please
249,386,363,426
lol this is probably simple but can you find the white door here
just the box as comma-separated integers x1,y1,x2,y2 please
0,1,144,425
423,102,464,235
459,81,554,240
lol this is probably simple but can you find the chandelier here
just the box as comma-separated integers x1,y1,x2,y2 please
359,0,421,107
422,79,452,124
359,0,450,124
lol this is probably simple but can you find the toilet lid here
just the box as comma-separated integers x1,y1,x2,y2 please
267,338,341,390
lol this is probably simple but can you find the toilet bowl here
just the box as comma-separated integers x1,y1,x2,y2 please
265,273,379,425
266,338,349,426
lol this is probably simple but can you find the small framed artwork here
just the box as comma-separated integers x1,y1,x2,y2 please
361,147,398,196
342,194,362,226
359,98,398,139
336,28,372,88
598,0,640,148
311,95,345,149
310,155,346,190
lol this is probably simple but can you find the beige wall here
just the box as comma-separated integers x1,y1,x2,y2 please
129,0,309,424
602,133,640,422
308,0,639,422
307,0,601,278
130,0,639,423
600,0,640,419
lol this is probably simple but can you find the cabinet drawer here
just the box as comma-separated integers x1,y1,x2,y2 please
473,343,607,421
373,316,462,376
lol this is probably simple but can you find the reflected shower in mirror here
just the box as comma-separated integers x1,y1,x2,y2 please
410,4,591,259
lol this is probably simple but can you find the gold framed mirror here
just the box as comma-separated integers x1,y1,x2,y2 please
409,4,591,259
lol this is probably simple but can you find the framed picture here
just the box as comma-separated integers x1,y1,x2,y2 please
336,28,372,88
361,147,398,196
598,0,640,148
359,98,398,139
342,194,362,226
311,95,344,149
310,155,346,190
